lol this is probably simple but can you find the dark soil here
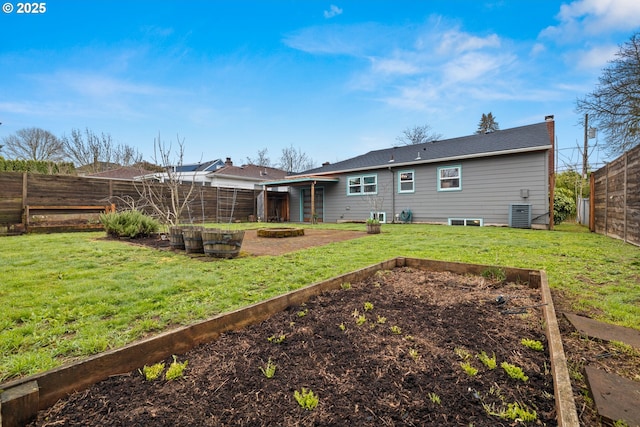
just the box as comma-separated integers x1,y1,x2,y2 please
32,230,639,426
33,268,557,426
111,228,369,258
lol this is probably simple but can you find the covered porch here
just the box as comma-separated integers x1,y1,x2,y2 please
261,176,339,223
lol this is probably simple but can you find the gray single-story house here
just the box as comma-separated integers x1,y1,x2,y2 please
262,116,556,229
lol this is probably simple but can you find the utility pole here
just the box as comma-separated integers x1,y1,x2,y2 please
583,113,588,180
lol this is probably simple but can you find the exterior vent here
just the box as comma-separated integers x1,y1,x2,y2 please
509,204,532,228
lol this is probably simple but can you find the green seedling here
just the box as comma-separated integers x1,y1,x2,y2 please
376,315,387,324
338,323,346,331
259,358,276,378
427,392,441,405
294,387,319,410
390,325,402,334
297,309,308,317
363,302,374,311
454,347,472,360
268,334,286,344
481,267,506,281
501,362,528,382
476,351,497,369
460,361,478,376
408,348,419,360
340,282,351,290
521,338,544,351
487,402,536,421
140,362,165,381
356,315,367,325
165,355,187,380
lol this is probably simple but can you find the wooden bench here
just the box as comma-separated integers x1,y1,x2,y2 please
23,204,115,233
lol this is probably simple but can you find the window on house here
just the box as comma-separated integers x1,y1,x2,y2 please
398,170,414,193
448,218,483,226
347,174,377,195
437,165,461,191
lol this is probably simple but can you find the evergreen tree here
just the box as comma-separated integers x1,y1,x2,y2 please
476,113,500,134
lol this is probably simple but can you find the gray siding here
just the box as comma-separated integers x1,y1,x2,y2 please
313,151,549,226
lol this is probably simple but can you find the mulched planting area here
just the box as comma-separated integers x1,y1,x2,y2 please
32,267,557,426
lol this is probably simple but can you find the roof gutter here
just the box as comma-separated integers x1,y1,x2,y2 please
296,145,552,177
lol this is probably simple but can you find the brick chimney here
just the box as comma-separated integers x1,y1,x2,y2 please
225,157,233,166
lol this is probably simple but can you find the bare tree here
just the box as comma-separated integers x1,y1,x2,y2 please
1,127,65,161
576,32,640,155
246,148,272,167
62,128,142,172
476,112,500,134
395,124,442,146
62,128,112,171
278,145,315,173
135,133,198,227
113,143,143,167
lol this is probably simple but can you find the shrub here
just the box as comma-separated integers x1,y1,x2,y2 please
553,187,576,224
100,210,160,238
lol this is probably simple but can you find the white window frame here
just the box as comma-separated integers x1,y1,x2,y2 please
448,218,483,226
398,170,415,193
437,165,461,191
347,173,377,196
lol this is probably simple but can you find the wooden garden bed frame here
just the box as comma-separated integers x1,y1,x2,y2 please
0,257,579,427
22,204,115,233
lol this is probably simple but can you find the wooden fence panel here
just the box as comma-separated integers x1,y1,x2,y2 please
626,147,640,245
0,172,259,234
27,175,111,206
591,144,640,246
0,172,23,225
592,169,607,235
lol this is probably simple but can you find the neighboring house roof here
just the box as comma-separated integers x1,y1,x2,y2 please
209,164,288,181
173,159,224,173
296,121,553,176
84,166,157,180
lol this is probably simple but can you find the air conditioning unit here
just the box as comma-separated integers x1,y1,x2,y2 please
509,204,532,228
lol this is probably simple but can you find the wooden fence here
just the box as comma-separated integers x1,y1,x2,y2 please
0,172,258,234
590,144,640,246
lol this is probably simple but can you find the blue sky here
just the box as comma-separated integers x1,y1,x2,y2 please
2,0,640,171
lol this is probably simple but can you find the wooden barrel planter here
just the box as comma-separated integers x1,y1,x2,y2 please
257,227,304,238
169,226,185,250
202,229,245,259
182,226,204,254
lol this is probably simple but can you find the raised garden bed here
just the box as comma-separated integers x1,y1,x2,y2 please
0,258,577,427
257,227,305,238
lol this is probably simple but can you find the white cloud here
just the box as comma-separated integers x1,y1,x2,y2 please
442,51,514,84
324,5,343,19
570,44,620,69
436,30,501,55
541,0,640,40
369,56,419,75
283,23,392,56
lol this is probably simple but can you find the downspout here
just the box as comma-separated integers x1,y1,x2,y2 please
263,184,268,222
311,180,316,223
389,167,395,223
546,116,555,230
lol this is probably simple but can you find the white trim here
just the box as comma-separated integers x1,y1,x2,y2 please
448,218,483,226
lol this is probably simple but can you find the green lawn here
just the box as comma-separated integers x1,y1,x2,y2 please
1,222,638,382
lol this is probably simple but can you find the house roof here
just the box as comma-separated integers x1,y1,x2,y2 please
173,159,223,173
209,164,288,181
84,166,157,180
297,121,553,176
